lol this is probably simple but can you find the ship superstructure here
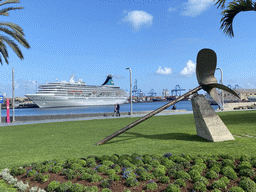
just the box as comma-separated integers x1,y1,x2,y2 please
25,75,128,108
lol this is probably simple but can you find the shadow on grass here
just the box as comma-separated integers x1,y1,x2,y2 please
102,132,211,145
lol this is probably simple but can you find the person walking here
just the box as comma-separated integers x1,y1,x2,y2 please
116,103,120,116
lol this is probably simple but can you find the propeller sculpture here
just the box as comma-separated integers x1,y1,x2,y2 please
94,48,240,145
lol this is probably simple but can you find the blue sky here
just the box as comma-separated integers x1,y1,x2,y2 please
0,0,256,97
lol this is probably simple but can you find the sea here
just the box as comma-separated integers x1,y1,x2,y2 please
0,101,219,117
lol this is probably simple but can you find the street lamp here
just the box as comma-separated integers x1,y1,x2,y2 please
126,68,132,115
216,68,224,110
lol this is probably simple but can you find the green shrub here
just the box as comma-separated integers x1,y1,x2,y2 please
193,181,207,192
192,176,209,185
142,155,152,164
51,166,63,174
125,177,140,187
109,174,121,181
33,173,43,181
145,181,158,190
239,154,251,162
41,165,52,173
174,178,186,187
180,153,192,161
47,181,60,192
101,178,114,188
85,168,97,175
70,163,83,171
102,160,114,167
139,172,155,181
211,189,221,192
210,165,221,173
27,169,37,177
101,188,112,192
219,176,230,184
221,159,236,169
84,185,98,192
112,164,121,173
143,164,153,171
41,175,50,183
188,169,201,179
205,170,219,179
164,160,176,169
65,169,80,180
167,168,177,177
159,176,170,184
188,164,204,173
96,165,108,173
174,170,191,180
149,159,161,167
211,180,227,190
221,166,237,180
152,167,166,178
77,159,87,167
31,162,43,170
151,154,161,160
237,161,252,170
105,169,116,175
227,186,245,192
239,168,255,177
251,159,256,168
70,183,85,192
66,158,78,164
193,158,204,165
58,181,73,192
220,154,235,161
89,174,103,183
238,176,256,192
10,167,26,176
165,183,181,192
98,155,110,162
80,172,91,180
209,161,222,169
132,158,144,166
135,167,147,175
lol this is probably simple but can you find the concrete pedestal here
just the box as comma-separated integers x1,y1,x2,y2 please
191,94,235,142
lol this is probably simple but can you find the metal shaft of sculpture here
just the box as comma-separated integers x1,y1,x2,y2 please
94,48,240,146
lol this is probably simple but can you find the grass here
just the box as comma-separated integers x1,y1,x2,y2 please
0,110,255,173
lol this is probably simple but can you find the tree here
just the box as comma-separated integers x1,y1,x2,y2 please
0,0,30,65
214,0,256,37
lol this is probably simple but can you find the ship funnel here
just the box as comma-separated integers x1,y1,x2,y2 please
102,75,114,85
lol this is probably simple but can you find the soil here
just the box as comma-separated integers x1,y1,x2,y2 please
1,158,254,192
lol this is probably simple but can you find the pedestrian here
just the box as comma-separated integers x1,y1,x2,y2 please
116,103,120,116
172,105,176,110
113,104,117,116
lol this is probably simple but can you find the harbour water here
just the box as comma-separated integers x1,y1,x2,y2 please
0,101,219,117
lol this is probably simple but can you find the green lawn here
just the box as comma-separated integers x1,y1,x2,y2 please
1,110,256,171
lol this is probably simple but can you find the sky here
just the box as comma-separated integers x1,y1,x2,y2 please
0,0,256,97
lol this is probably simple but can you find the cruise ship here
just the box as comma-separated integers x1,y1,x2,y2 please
25,75,128,108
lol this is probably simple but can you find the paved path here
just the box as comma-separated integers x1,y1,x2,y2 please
0,111,194,127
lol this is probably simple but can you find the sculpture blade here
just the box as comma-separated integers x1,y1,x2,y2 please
208,87,223,109
206,83,240,99
196,48,217,86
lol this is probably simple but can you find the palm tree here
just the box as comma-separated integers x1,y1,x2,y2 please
0,0,30,65
214,0,256,37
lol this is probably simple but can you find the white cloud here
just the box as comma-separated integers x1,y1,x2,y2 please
181,0,214,17
156,66,172,75
168,7,176,12
180,60,196,77
122,10,153,30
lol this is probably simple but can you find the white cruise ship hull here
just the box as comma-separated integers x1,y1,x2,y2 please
25,94,127,108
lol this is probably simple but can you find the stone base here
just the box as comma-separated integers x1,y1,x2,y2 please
191,94,235,142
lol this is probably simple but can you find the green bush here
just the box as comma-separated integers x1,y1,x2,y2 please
221,159,236,169
105,169,116,175
96,165,108,173
58,181,73,192
167,168,177,177
41,164,52,173
101,188,112,192
135,167,147,175
66,158,78,164
192,176,209,185
221,166,237,180
145,181,158,190
102,160,114,167
209,161,222,169
31,162,44,170
80,172,91,180
211,189,221,192
47,181,60,192
238,176,256,192
84,185,98,192
89,174,103,183
65,169,80,180
239,154,251,162
188,164,204,173
70,183,85,192
125,177,140,187
188,169,201,179
27,169,37,177
101,178,114,188
211,180,227,190
237,161,252,170
174,178,186,187
132,158,144,166
193,158,204,165
220,154,235,161
77,159,87,167
10,167,26,176
152,167,166,178
165,183,181,192
139,172,155,181
164,160,176,169
142,155,152,164
33,173,43,181
112,164,121,173
219,176,230,184
210,165,221,173
149,159,161,167
251,159,256,168
70,163,83,171
193,181,207,192
109,154,119,163
143,164,153,171
51,166,63,174
205,170,219,179
109,174,121,181
98,155,110,162
159,176,170,183
174,170,191,180
227,186,245,192
239,168,255,177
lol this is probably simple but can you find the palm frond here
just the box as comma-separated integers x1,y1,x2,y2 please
0,22,24,35
0,7,23,16
214,0,227,9
0,0,20,7
0,35,23,60
0,26,30,48
220,0,255,37
0,40,9,65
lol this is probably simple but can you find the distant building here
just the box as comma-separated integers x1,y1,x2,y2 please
162,89,169,98
224,89,256,102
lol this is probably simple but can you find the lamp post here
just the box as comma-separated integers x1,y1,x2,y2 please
216,68,224,110
126,68,132,115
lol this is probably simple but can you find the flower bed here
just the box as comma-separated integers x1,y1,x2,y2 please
1,153,256,192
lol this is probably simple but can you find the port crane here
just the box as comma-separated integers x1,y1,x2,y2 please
148,89,156,97
171,85,185,96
